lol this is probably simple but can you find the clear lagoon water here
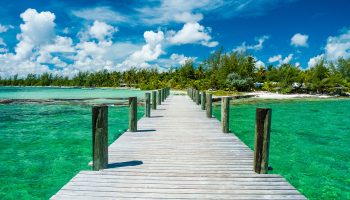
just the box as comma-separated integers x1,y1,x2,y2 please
213,99,350,200
0,87,145,199
1,87,349,199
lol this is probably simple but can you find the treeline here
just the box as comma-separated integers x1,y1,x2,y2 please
1,49,350,94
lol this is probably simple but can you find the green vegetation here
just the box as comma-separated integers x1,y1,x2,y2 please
1,49,350,95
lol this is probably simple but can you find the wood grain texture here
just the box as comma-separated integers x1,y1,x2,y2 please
145,93,151,117
254,108,272,174
221,97,230,133
128,97,137,132
201,91,206,110
52,95,305,200
157,90,161,105
92,106,108,171
206,93,212,118
152,91,157,110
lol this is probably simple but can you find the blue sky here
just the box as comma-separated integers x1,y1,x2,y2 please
0,0,349,77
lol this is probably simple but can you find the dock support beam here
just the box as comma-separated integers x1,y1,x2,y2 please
201,91,206,110
157,90,162,105
254,108,272,174
145,92,151,117
196,90,200,105
161,88,165,102
92,105,108,171
129,97,137,132
206,93,212,118
221,97,230,133
152,91,157,110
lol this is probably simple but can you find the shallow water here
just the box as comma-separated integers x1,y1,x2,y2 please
213,99,350,200
0,86,145,99
0,87,145,199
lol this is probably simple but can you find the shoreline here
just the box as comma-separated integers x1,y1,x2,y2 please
171,90,348,99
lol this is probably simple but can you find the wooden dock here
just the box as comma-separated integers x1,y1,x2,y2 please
51,94,306,199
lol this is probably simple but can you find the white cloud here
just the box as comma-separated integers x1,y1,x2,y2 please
170,53,196,65
72,7,128,24
174,12,203,23
233,35,269,52
136,0,295,25
255,60,265,68
0,24,14,33
137,0,208,24
268,54,293,65
282,54,293,64
291,33,309,47
14,8,56,60
128,30,165,64
168,22,218,47
324,29,350,60
89,20,117,42
0,38,6,46
308,54,324,68
268,54,282,63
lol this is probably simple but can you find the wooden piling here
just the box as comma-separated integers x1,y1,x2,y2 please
196,90,200,105
162,88,165,102
254,108,272,174
221,97,230,133
157,90,162,105
206,93,212,118
92,105,108,171
128,97,137,132
152,91,157,110
145,93,151,117
201,91,206,110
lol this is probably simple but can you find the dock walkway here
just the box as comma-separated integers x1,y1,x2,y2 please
52,95,306,199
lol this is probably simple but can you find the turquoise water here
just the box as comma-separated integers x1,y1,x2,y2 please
213,99,350,200
0,87,145,199
0,86,145,99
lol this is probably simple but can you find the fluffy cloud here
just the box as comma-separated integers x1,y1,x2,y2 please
255,60,265,68
14,8,56,60
291,33,309,47
89,21,117,41
268,54,293,65
233,35,269,52
117,30,165,70
268,54,282,63
1,6,222,77
308,54,324,68
170,53,196,65
168,22,218,47
324,29,350,60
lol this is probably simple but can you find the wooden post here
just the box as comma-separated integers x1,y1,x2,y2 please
152,91,157,110
221,97,230,133
128,97,137,132
193,89,196,102
201,91,206,110
162,88,165,102
206,94,212,118
196,90,200,105
254,108,272,174
145,93,151,117
157,90,161,105
92,105,108,171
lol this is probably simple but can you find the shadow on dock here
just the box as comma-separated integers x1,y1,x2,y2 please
136,129,156,132
108,160,143,168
